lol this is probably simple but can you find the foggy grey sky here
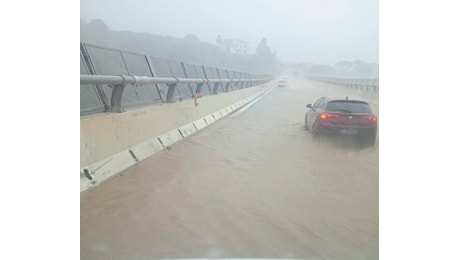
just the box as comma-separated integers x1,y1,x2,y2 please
80,0,378,65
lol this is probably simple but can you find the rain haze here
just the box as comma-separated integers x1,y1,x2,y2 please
80,0,379,259
80,0,378,64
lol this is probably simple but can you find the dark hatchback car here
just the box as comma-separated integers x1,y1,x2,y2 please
305,96,378,144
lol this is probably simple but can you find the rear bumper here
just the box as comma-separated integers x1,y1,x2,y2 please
316,124,377,136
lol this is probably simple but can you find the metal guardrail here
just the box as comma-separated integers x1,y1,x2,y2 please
310,77,379,92
80,75,265,85
80,43,274,115
80,74,273,113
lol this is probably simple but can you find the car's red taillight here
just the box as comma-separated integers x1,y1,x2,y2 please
363,115,377,122
320,113,339,120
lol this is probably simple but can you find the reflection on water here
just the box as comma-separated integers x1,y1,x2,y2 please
81,79,379,260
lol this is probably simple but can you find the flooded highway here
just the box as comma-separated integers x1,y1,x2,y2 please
80,79,379,259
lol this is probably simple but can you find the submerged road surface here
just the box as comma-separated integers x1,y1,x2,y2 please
81,79,379,260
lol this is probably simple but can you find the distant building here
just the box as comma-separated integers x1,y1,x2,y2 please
217,37,250,55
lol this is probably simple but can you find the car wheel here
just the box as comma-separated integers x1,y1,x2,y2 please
365,132,377,146
311,122,320,138
304,115,309,131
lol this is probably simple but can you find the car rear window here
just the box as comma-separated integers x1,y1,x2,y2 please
326,101,372,113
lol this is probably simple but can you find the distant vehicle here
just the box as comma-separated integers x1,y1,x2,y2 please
277,78,288,87
305,96,377,144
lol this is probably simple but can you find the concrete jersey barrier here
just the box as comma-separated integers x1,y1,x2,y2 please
80,82,275,192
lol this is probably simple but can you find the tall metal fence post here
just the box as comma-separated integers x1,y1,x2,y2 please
202,65,214,95
80,43,111,111
145,55,165,102
181,62,195,96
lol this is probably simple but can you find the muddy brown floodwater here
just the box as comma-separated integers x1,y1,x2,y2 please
81,79,379,260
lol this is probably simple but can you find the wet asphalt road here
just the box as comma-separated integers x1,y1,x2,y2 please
81,79,379,259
